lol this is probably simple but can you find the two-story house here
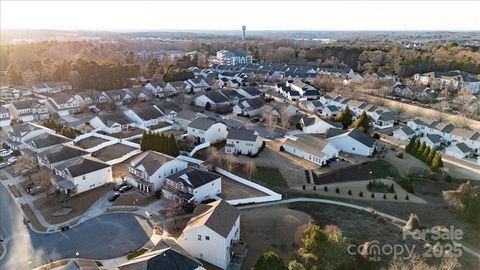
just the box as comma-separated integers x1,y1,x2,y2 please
89,111,135,134
225,129,264,156
37,144,89,170
162,167,221,204
9,100,49,122
127,150,188,194
187,118,228,144
6,123,53,150
178,200,241,269
124,106,165,128
45,94,81,116
75,90,109,109
53,156,112,195
26,133,72,153
232,97,265,117
0,107,11,127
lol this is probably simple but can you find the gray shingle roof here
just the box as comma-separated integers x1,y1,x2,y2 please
455,143,472,153
168,167,221,189
132,151,175,176
184,200,239,238
227,128,258,142
57,157,110,177
28,133,71,148
204,91,230,103
132,106,164,120
188,118,218,131
38,145,88,163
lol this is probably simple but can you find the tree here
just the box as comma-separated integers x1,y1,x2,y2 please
224,154,236,172
411,140,421,156
206,147,220,167
416,142,426,159
288,260,306,270
254,251,285,270
5,63,23,85
168,134,180,157
264,114,276,138
334,105,353,129
352,111,370,132
279,105,291,130
425,149,436,166
405,138,416,154
421,146,431,163
244,161,256,179
205,102,212,111
431,152,444,170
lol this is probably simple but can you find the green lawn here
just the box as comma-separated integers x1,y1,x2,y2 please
255,166,288,188
367,160,400,179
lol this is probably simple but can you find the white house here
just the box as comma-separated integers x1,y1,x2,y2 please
320,105,341,117
26,133,72,153
33,81,72,94
89,112,135,134
445,143,472,159
283,134,339,166
127,150,188,194
187,118,228,144
8,100,49,122
162,168,221,204
52,156,112,195
178,200,240,269
45,95,81,116
392,126,416,142
6,123,53,150
0,107,11,127
124,106,165,128
326,128,376,156
103,89,134,106
299,117,343,134
305,101,323,113
187,78,211,92
37,144,89,170
232,97,265,117
174,110,207,131
194,91,230,109
420,134,442,149
225,129,264,156
75,90,109,109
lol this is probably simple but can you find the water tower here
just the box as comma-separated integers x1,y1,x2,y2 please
242,25,246,40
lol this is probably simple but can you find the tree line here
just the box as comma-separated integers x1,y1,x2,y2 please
40,117,79,139
140,131,180,157
405,138,443,170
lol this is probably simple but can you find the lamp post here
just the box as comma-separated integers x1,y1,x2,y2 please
75,252,79,258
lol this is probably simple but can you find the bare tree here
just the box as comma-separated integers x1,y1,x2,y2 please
264,114,276,139
223,154,237,172
205,147,220,167
279,105,291,130
244,161,256,179
392,102,406,118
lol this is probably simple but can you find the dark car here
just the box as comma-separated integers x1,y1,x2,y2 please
119,185,133,193
108,192,120,202
113,182,127,191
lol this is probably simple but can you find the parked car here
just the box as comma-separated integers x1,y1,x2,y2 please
0,162,11,169
113,182,127,191
0,149,12,157
119,185,133,193
8,157,18,164
108,192,120,202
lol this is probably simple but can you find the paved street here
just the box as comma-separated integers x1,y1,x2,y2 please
0,183,153,270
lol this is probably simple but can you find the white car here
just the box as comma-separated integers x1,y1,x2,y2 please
8,157,18,163
0,149,13,157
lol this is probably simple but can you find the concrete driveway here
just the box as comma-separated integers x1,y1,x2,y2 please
0,184,153,270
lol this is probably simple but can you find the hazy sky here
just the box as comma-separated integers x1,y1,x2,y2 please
1,1,479,31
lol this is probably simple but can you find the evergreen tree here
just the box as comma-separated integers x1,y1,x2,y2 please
334,105,353,129
426,149,436,166
169,134,180,157
254,251,285,270
405,137,416,154
431,152,444,169
411,140,421,156
416,142,426,159
352,111,370,132
421,146,431,162
140,131,147,151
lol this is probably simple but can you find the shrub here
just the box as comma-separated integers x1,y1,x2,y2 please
335,187,340,194
388,184,395,193
302,185,306,190
324,186,328,192
445,175,452,182
371,193,375,199
359,191,364,197
398,179,415,194
279,145,284,151
396,152,403,159
394,194,398,200
405,195,409,201
313,186,316,191
348,190,352,195
429,173,438,181
383,194,387,200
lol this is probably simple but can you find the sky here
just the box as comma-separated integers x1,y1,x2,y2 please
1,1,479,31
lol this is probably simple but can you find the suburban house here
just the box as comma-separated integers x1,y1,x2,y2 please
326,128,376,156
118,240,204,270
283,134,339,166
232,97,265,117
52,156,112,195
320,105,341,117
8,100,49,122
174,110,207,131
187,118,228,144
125,87,153,102
216,50,253,65
363,105,395,129
414,70,480,93
445,143,472,159
318,67,354,79
45,94,81,116
194,91,231,109
162,167,222,204
26,132,72,153
392,126,416,141
33,81,72,94
145,81,168,97
6,123,53,150
103,89,134,106
178,200,241,269
305,100,323,113
299,117,343,134
445,127,480,152
75,90,109,109
124,106,165,128
235,87,262,99
420,134,443,149
89,111,135,134
0,107,10,127
187,78,211,92
225,129,264,156
37,144,89,170
127,150,188,194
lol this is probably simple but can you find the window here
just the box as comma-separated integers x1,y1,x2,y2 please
198,235,202,241
83,176,86,180
205,236,210,240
